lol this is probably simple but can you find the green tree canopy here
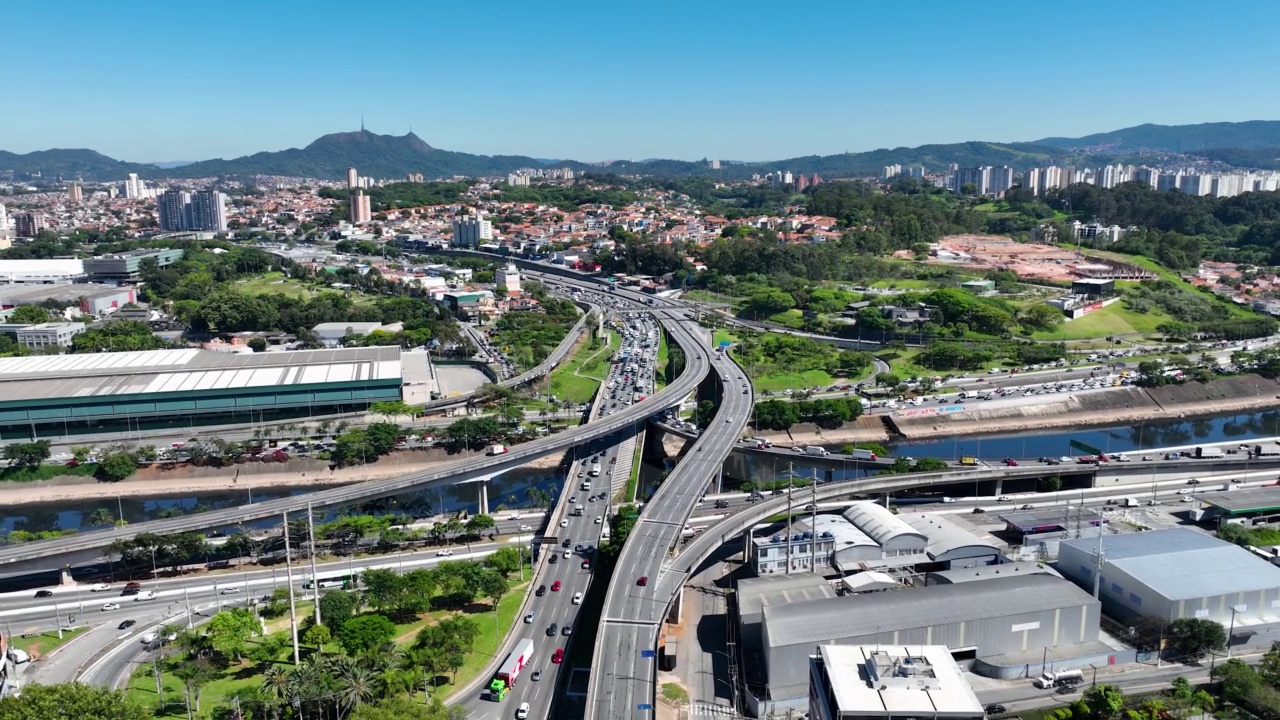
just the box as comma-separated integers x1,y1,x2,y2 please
0,682,150,720
339,614,397,656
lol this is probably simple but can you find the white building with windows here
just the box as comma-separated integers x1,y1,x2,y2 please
809,645,984,720
16,322,85,350
451,215,493,247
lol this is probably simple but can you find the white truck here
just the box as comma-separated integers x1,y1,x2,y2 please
1195,446,1225,459
848,448,878,461
805,446,830,457
486,444,508,456
1120,496,1139,508
1034,669,1083,689
589,461,601,477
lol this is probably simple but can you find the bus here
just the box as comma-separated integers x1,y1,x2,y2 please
303,573,357,590
589,461,601,477
489,638,535,701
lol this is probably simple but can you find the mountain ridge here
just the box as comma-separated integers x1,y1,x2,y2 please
5,121,1280,182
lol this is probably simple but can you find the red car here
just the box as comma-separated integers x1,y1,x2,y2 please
552,648,565,664
637,576,648,586
551,580,561,592
1003,458,1018,467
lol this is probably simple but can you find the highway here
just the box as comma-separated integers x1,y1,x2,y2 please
0,310,710,572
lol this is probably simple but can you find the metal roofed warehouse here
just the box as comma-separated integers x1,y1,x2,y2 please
759,574,1100,698
1058,528,1280,628
0,347,421,439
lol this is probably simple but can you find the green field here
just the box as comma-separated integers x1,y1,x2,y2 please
10,627,85,659
654,330,670,389
1032,302,1171,341
547,331,616,404
753,369,834,393
869,278,934,290
236,272,321,298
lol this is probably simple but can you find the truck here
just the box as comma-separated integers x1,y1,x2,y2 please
1034,669,1083,689
751,437,773,449
959,456,979,466
489,638,535,700
1120,496,1139,508
589,461,601,477
848,448,878,461
1195,446,1225,459
1254,444,1280,457
486,444,508,456
804,446,830,457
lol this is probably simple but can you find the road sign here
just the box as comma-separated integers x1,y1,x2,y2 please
637,704,653,711
640,649,656,658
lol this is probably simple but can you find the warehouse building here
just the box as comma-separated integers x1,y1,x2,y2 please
0,346,427,440
0,259,85,285
1197,487,1280,526
809,645,983,720
0,283,137,316
1058,529,1280,629
738,573,838,654
757,575,1100,700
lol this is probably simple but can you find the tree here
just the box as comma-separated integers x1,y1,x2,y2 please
303,622,332,651
1212,657,1261,704
86,507,116,527
361,569,404,613
320,589,359,632
876,371,903,388
464,514,496,536
203,607,260,661
172,657,218,713
1259,641,1280,687
1020,303,1064,331
2,439,51,469
248,336,268,353
8,305,50,324
349,697,466,720
0,682,150,720
339,614,397,656
95,451,139,482
483,546,522,576
1084,684,1125,719
477,570,509,611
1167,617,1226,659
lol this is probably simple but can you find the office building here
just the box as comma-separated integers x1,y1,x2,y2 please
350,191,372,224
809,645,984,720
157,190,192,231
124,173,145,200
1058,528,1280,628
15,322,86,350
496,263,521,295
347,167,358,189
66,182,82,203
13,213,47,238
157,190,228,232
451,215,493,247
83,249,185,284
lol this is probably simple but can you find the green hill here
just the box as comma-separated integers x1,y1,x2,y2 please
1035,121,1280,152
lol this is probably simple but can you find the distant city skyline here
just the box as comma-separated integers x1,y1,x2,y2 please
5,1,1280,162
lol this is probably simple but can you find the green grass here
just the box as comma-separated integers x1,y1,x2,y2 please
10,627,85,659
752,368,834,393
623,444,643,503
236,272,321,299
0,463,98,483
1032,302,1171,341
661,683,690,705
713,329,740,347
429,579,530,698
764,309,806,329
654,330,670,390
547,334,611,404
869,278,934,290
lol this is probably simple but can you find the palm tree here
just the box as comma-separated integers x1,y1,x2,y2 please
86,507,115,527
261,665,291,718
172,657,217,713
331,656,380,717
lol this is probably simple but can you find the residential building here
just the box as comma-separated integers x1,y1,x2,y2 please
496,262,521,295
1134,167,1160,189
189,191,228,231
507,173,531,186
987,166,1014,196
809,645,984,720
124,173,145,200
451,215,493,247
883,164,902,180
157,190,192,231
13,213,47,237
347,167,358,189
350,190,372,224
405,173,424,183
66,182,82,203
0,204,7,237
708,159,721,170
15,322,85,350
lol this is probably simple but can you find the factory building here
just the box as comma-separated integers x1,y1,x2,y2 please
738,574,838,654
0,283,136,316
809,645,984,720
1058,529,1280,634
756,575,1101,700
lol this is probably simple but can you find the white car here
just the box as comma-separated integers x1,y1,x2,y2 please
89,583,111,592
572,592,583,605
560,519,569,528
101,602,120,611
523,613,534,624
139,632,159,644
436,549,454,557
595,516,602,524
134,591,158,602
516,702,530,720
219,587,240,595
519,524,532,531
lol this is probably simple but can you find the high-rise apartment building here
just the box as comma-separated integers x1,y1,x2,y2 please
14,212,48,237
1134,167,1160,189
66,181,83,203
451,215,493,247
405,173,424,183
496,263,522,295
507,173,531,186
1023,168,1041,195
124,173,145,200
158,190,228,231
350,191,372,224
987,166,1014,195
0,203,7,237
347,167,358,189
708,159,721,170
795,174,809,192
882,164,902,180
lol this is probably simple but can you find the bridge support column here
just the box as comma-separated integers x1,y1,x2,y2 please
478,482,490,516
59,567,73,586
668,584,684,624
742,529,754,566
994,479,1004,497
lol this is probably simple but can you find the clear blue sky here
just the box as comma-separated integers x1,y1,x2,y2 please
7,0,1280,163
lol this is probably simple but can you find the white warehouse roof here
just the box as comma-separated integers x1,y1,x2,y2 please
842,503,927,548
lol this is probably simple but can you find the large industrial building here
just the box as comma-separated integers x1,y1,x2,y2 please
0,346,434,440
757,574,1101,699
808,645,984,720
1058,529,1280,629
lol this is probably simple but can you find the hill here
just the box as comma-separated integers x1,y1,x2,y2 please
0,148,156,180
1035,121,1280,152
166,130,586,180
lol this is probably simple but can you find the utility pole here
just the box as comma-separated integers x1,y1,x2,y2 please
282,511,300,665
1089,519,1106,599
810,469,818,573
307,503,321,627
785,462,794,575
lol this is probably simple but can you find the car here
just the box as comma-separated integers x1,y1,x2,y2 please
549,554,558,564
516,701,531,719
637,576,648,586
101,602,120,611
1181,496,1194,503
1165,452,1181,460
997,495,1012,502
594,516,602,524
560,519,568,528
563,624,573,636
118,619,136,630
1003,458,1018,467
1058,456,1074,463
34,589,53,598
582,560,591,570
715,500,729,509
1019,504,1034,510
726,417,734,424
972,507,986,514
552,648,565,664
563,538,573,548
1056,684,1079,695
546,623,558,637
536,584,547,597
219,586,240,595
139,632,159,644
531,670,542,682
519,524,532,532
563,550,571,558
90,583,112,592
436,549,454,557
572,592,583,605
551,581,561,592
985,704,1007,715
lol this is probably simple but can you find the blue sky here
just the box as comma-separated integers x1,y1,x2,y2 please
6,0,1280,163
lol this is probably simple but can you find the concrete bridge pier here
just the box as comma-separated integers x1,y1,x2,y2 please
994,479,1004,497
478,482,490,516
668,584,684,623
60,567,73,586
